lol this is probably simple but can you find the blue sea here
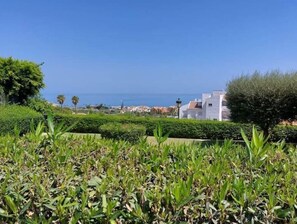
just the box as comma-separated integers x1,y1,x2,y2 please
41,93,201,107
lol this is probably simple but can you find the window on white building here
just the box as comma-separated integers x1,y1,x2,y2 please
208,103,212,107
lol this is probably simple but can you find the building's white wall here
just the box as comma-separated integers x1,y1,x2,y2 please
187,109,203,119
180,91,229,121
180,104,189,118
204,94,222,120
202,93,211,106
212,90,226,96
180,103,203,119
221,106,230,121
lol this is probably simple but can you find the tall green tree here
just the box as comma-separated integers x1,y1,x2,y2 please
226,71,297,136
57,95,65,108
0,57,45,104
71,95,79,112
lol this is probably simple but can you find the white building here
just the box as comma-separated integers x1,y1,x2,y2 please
180,91,230,121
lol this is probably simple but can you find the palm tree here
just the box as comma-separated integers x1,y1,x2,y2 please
57,94,65,108
71,96,79,112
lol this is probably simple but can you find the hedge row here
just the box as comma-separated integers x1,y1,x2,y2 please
0,105,43,135
54,114,297,142
271,125,297,143
100,122,146,143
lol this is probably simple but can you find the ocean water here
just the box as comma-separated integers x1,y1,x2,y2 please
41,93,201,107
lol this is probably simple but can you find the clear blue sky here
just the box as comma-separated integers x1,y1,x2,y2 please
1,0,297,94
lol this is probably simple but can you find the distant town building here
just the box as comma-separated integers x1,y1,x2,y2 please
180,90,230,121
127,106,151,113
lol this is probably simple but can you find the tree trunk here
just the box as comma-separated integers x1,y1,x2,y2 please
263,128,269,139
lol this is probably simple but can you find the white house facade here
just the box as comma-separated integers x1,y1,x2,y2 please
180,91,230,121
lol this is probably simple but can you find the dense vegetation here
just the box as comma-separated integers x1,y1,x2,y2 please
0,105,43,135
100,123,146,143
55,113,297,142
226,71,297,136
25,96,54,114
55,114,252,139
0,122,296,223
0,57,45,104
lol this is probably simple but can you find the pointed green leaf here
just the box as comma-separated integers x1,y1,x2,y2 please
4,195,17,214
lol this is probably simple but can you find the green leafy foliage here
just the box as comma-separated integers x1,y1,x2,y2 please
241,126,279,168
26,96,53,114
51,106,73,115
271,125,297,143
0,126,296,222
45,114,76,147
153,123,170,148
0,105,43,135
0,57,45,104
56,113,253,139
57,95,65,108
100,122,146,144
226,71,297,136
55,113,297,142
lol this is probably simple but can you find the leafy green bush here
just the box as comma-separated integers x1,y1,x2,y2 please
0,105,43,135
226,71,297,136
271,125,297,143
0,127,296,222
100,122,146,143
26,96,53,114
54,114,252,138
54,113,297,141
0,57,45,104
153,123,170,148
51,106,73,114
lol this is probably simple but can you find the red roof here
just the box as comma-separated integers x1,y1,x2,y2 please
188,101,201,109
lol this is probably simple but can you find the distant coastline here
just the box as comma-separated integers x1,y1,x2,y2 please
41,93,201,107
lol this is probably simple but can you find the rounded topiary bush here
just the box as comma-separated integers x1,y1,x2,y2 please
100,122,146,143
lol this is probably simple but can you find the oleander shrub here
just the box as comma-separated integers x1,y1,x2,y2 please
0,126,296,223
100,122,146,143
0,105,43,135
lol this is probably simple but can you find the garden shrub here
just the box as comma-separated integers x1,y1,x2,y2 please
0,129,297,222
54,113,297,142
271,125,297,143
100,122,146,143
26,96,53,114
54,114,253,139
0,105,43,135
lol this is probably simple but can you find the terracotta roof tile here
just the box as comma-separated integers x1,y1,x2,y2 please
188,101,201,109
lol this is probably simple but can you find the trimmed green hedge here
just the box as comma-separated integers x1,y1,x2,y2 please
100,122,146,143
0,105,43,135
54,114,249,139
271,125,297,143
54,113,297,142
